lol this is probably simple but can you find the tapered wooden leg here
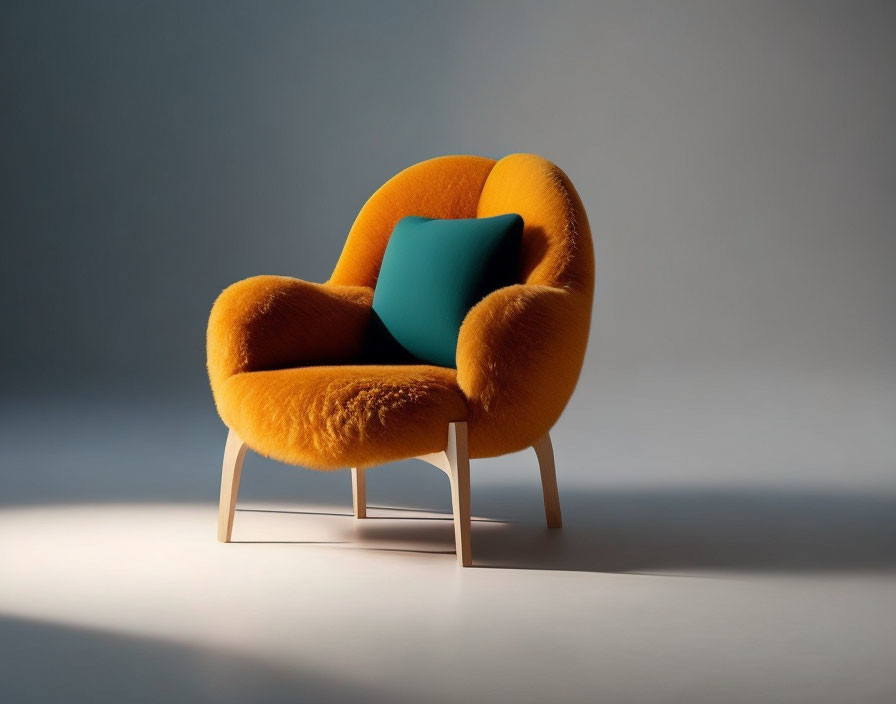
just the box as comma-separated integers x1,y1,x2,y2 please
218,428,248,542
446,422,472,566
533,432,562,529
351,467,367,518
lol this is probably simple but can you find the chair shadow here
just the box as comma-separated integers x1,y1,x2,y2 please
231,540,349,545
0,615,384,704
238,508,353,518
237,505,506,523
324,485,896,574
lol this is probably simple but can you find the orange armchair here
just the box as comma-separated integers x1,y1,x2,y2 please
208,153,594,565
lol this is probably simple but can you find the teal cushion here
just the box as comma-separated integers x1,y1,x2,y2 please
369,214,523,368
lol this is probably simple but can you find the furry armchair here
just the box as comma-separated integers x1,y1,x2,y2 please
208,153,594,565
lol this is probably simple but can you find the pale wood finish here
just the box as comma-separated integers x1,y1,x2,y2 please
416,451,451,475
413,422,472,566
218,423,559,566
444,422,472,566
351,467,366,518
533,432,562,529
217,428,248,542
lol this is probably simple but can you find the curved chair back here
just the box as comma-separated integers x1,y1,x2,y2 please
330,153,594,456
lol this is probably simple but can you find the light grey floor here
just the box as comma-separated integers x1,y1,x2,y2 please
1,395,895,703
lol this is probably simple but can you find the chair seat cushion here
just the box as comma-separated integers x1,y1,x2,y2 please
215,364,468,469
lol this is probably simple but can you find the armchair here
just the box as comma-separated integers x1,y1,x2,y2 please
207,153,594,566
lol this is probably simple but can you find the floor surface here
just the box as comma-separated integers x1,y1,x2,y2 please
2,498,895,703
1,398,894,703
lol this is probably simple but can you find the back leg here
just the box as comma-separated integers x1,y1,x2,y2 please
351,467,367,518
533,433,562,529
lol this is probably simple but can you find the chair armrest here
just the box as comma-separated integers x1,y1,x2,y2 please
207,275,373,387
456,284,591,455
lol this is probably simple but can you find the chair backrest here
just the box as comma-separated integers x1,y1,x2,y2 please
330,153,595,454
476,153,593,295
330,153,593,300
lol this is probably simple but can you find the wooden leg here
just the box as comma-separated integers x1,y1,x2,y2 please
351,467,367,518
218,428,248,542
446,422,472,566
533,432,562,529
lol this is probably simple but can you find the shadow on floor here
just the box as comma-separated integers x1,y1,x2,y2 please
318,485,896,573
3,425,894,573
0,615,387,704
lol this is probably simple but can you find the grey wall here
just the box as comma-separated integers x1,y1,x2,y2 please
3,1,895,488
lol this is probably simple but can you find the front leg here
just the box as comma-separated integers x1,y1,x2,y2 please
218,428,248,542
446,422,472,566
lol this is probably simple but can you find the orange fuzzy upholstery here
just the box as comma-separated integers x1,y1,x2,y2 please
207,153,594,468
207,276,373,390
329,155,496,288
477,153,594,292
461,154,595,455
217,365,467,469
457,285,592,457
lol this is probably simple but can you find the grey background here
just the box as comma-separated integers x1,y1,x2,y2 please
2,2,896,703
3,0,894,494
2,0,896,510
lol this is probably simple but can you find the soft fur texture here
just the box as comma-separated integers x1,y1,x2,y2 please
217,365,467,470
462,154,595,455
207,276,373,390
207,153,594,468
457,285,592,457
329,155,496,288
